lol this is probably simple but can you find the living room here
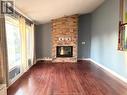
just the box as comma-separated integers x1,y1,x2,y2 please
0,0,127,95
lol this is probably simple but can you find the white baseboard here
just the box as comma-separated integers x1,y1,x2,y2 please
37,58,89,62
36,58,52,62
88,59,127,83
77,58,91,61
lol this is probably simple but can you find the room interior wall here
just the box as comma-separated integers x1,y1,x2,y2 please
35,15,91,59
78,14,91,58
35,23,51,59
91,0,127,79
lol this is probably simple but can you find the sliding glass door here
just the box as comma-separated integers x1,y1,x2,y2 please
26,24,33,67
5,16,21,82
5,15,34,85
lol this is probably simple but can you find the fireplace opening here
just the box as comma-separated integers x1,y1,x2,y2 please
56,46,73,57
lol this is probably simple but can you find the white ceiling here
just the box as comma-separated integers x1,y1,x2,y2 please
15,0,104,24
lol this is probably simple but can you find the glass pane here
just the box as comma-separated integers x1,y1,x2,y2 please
26,25,32,67
124,25,127,49
5,21,21,71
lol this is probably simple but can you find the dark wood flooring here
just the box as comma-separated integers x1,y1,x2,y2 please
8,60,127,95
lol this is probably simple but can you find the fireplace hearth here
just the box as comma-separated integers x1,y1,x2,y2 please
56,46,73,57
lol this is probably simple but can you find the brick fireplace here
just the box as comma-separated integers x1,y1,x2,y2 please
51,15,78,62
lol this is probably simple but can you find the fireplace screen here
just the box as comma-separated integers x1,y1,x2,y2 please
56,46,73,57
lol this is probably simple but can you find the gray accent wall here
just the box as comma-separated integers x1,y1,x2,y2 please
91,0,127,78
35,23,51,58
78,14,91,58
35,15,92,59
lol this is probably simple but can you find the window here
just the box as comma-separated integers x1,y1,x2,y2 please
26,24,33,67
124,25,127,50
118,0,127,51
5,14,34,84
5,16,21,71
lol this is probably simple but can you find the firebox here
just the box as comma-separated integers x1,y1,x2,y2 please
56,46,73,57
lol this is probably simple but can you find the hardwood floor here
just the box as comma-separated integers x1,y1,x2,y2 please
8,60,127,95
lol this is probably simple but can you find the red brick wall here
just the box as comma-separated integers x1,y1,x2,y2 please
51,15,78,62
